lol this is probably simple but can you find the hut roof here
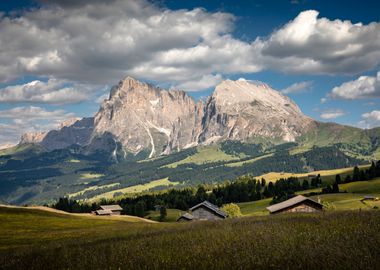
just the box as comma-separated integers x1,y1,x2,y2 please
266,195,323,213
190,200,227,218
95,209,113,215
100,205,122,211
177,213,194,221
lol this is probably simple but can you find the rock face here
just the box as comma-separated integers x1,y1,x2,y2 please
92,77,203,158
199,79,314,144
41,118,94,151
18,76,314,158
20,131,47,144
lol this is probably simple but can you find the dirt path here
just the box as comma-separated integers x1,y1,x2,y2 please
0,204,157,223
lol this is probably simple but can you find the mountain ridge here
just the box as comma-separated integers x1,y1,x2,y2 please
18,76,320,159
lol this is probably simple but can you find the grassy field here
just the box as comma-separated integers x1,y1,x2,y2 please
1,207,379,269
225,153,274,167
256,164,371,183
340,178,380,194
145,208,183,222
238,198,272,216
311,193,380,211
88,178,180,201
0,206,155,250
237,177,380,216
164,145,240,168
68,183,120,198
79,173,105,179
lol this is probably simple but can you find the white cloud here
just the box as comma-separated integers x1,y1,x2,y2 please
0,78,96,104
0,106,73,120
320,109,347,119
358,110,380,129
175,74,223,91
257,10,380,75
329,71,380,100
0,0,260,91
95,93,109,104
0,106,76,144
280,81,313,94
0,3,378,94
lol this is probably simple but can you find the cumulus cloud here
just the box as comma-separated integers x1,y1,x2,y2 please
0,2,378,93
175,74,223,91
257,10,380,75
0,0,260,91
280,81,313,94
320,109,347,119
0,106,76,143
358,110,380,129
329,72,380,100
0,78,95,104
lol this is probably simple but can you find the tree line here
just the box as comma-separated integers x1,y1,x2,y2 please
52,160,380,217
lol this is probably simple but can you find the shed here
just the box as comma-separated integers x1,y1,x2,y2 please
95,205,123,215
189,201,227,220
266,195,323,214
177,213,194,222
95,209,113,216
362,195,378,201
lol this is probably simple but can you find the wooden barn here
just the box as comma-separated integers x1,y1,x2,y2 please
266,195,323,214
177,213,195,222
94,205,122,216
177,201,227,221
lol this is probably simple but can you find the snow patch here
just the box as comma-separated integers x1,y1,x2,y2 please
150,99,159,106
147,121,171,138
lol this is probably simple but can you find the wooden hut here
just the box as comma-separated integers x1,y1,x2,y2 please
266,195,323,214
177,213,194,222
176,201,227,222
189,201,227,220
95,205,122,215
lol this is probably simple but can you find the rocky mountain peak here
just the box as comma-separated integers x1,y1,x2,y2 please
92,77,202,158
19,131,47,144
59,118,81,129
213,78,297,110
119,76,149,91
199,78,314,143
19,76,315,159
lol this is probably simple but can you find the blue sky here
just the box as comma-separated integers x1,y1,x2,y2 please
0,0,379,145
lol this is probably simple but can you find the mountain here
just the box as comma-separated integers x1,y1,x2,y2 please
199,79,315,144
20,77,316,158
90,77,203,158
41,117,94,151
20,131,47,144
1,76,380,205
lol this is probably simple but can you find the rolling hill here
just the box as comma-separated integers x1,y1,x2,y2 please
1,206,379,269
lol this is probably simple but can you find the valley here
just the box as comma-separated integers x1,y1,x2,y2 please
0,77,379,206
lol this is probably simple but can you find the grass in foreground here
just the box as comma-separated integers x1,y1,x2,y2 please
0,207,154,250
1,207,380,269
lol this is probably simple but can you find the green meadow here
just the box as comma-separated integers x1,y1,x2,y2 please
0,207,379,269
236,177,380,216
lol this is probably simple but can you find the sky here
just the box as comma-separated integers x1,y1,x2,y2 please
0,0,379,145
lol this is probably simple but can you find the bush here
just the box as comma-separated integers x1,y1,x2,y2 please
221,203,242,218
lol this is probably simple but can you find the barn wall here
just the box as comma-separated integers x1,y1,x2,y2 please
192,206,223,220
285,203,320,213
